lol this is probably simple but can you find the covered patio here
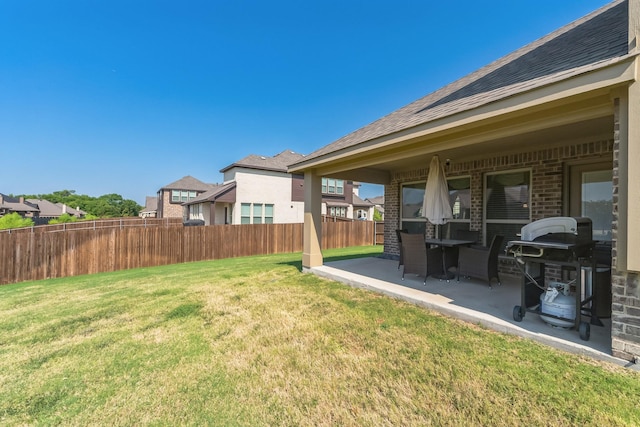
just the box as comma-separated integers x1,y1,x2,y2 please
290,0,640,362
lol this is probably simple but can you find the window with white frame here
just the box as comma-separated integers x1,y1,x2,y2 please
322,178,344,195
171,190,197,203
484,169,531,249
356,209,367,220
189,204,202,219
264,204,274,224
329,206,347,217
241,203,274,224
240,203,251,224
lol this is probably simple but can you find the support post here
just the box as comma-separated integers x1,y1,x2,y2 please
303,170,323,269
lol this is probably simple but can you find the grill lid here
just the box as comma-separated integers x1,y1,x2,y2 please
521,217,578,241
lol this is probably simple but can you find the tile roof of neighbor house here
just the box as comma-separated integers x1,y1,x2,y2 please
291,0,629,166
185,182,237,205
161,175,217,192
0,194,39,213
221,150,305,173
26,199,85,217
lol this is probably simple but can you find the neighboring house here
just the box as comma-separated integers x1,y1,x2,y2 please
27,199,85,218
0,194,39,217
139,196,158,218
0,194,86,225
184,182,236,224
290,0,640,361
182,150,373,225
366,196,384,220
156,176,218,219
25,199,86,224
352,193,374,221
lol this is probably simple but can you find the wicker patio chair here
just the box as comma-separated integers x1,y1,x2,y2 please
457,235,504,288
395,228,408,269
444,229,481,272
400,232,443,284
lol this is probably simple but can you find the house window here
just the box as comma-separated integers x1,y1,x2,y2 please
400,181,427,234
240,203,251,224
484,169,531,249
322,178,344,195
253,204,263,224
171,190,198,203
446,176,471,238
356,209,367,220
264,204,274,224
401,178,471,236
241,203,274,224
568,161,613,241
189,204,202,219
329,206,346,217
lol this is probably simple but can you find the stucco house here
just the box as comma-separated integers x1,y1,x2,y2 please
290,0,640,362
182,150,373,225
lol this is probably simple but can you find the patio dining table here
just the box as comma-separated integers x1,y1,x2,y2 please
425,238,476,282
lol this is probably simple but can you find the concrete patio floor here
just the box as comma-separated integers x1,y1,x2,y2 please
310,256,636,368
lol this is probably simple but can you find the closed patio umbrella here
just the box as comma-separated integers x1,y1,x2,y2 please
423,155,453,238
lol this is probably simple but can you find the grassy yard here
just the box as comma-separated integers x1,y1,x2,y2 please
1,245,639,426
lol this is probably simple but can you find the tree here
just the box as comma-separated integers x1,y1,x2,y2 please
0,213,34,230
18,190,142,218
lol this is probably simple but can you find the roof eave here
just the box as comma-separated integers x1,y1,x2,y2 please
289,55,637,173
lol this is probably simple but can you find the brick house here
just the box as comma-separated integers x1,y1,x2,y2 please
182,150,373,225
156,176,218,219
290,0,640,361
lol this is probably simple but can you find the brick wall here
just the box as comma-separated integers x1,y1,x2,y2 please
159,190,184,219
611,98,640,362
384,139,612,259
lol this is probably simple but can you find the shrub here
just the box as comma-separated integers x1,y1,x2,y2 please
0,213,34,230
49,213,78,224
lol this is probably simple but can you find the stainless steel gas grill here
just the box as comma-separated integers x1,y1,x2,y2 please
506,217,601,340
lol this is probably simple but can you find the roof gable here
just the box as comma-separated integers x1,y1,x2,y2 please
185,182,237,205
221,150,305,173
161,175,216,192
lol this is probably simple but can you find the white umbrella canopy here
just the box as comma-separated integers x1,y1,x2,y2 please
423,155,453,228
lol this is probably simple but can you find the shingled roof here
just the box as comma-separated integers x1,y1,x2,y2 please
221,150,305,173
185,182,236,204
161,175,217,192
294,0,629,165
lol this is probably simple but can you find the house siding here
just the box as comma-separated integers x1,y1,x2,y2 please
232,168,304,224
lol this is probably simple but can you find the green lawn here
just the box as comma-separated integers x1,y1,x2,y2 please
1,245,639,426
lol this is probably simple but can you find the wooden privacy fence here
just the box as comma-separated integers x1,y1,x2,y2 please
0,221,374,285
0,217,183,235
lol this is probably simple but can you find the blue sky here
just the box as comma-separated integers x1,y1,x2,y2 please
0,0,611,205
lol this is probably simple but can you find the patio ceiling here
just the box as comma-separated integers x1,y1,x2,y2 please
308,93,616,185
